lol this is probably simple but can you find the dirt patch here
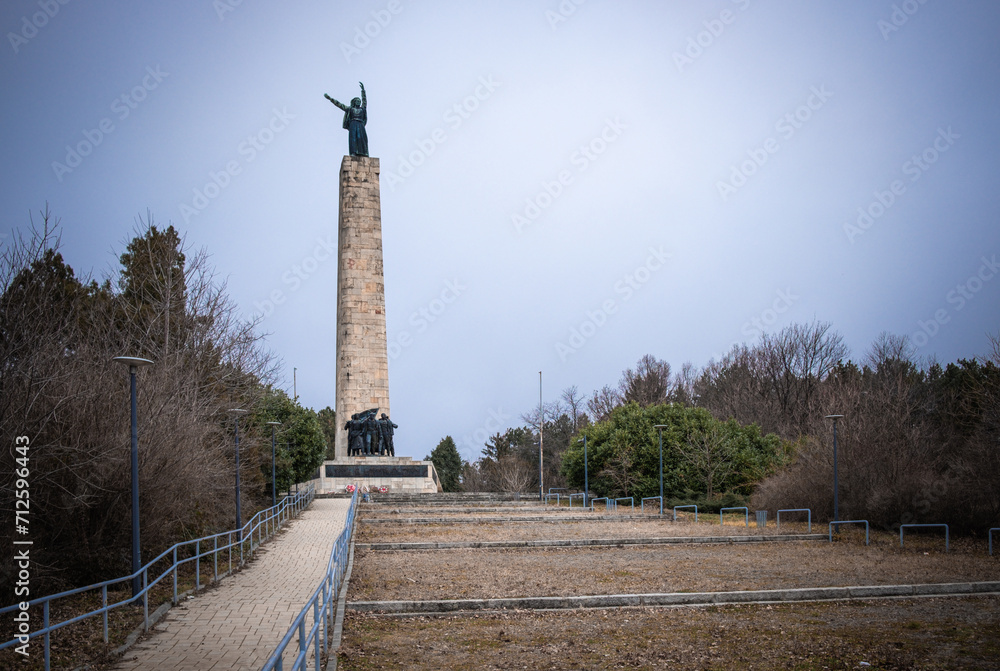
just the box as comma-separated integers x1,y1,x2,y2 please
357,517,807,543
338,596,1000,670
349,539,999,602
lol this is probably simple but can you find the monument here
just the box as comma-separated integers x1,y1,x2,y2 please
317,83,440,495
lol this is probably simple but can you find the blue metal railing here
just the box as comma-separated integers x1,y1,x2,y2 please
673,504,698,522
777,508,812,533
613,497,634,511
590,497,613,512
641,496,662,513
567,493,586,508
262,487,359,670
1,485,315,670
829,520,869,545
720,506,749,527
900,523,949,552
545,487,568,505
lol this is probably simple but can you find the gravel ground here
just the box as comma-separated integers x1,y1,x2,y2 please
357,516,810,543
349,538,999,602
340,502,1000,669
338,597,1000,670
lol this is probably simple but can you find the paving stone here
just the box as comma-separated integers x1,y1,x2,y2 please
113,499,350,671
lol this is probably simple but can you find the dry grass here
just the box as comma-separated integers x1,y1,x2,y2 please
349,536,999,602
357,514,810,543
339,597,1000,670
340,502,1000,669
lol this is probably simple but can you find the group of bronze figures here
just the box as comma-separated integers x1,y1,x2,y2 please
345,408,397,457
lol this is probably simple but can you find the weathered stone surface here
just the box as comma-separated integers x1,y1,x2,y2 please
334,156,390,461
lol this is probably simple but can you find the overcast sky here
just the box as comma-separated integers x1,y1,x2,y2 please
3,0,999,462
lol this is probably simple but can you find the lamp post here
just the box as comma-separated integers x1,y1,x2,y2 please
538,371,544,502
578,436,588,507
266,421,281,508
112,356,154,598
228,409,248,535
654,425,667,516
825,414,844,522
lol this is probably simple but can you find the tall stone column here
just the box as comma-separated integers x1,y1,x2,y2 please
334,156,390,460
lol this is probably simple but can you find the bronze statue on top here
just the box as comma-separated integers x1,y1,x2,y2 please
324,82,368,157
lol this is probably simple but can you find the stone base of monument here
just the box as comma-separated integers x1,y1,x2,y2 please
317,456,441,495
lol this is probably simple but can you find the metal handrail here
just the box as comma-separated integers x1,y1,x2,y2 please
1,485,315,670
641,496,662,513
262,487,360,670
720,506,749,527
673,504,698,522
613,497,634,511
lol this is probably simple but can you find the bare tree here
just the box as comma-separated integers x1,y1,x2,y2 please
0,213,277,588
495,454,535,493
597,442,640,498
677,427,733,499
697,321,848,438
460,461,486,493
620,354,672,406
560,385,588,432
671,361,698,405
587,384,622,422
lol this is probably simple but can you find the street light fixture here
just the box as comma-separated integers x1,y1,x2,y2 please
825,414,844,522
112,355,154,599
578,436,588,507
654,425,668,516
266,421,281,508
228,409,249,534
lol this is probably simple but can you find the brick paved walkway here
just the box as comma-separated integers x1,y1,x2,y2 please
114,498,351,670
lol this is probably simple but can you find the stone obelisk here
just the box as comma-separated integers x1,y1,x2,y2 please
334,156,390,460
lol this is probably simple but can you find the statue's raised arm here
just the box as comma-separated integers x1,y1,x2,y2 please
324,82,369,157
324,93,348,112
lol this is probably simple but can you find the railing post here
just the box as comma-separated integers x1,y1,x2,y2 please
314,598,321,665
143,570,149,631
173,546,179,605
196,540,201,591
44,600,50,671
102,585,109,643
214,535,219,582
298,617,306,664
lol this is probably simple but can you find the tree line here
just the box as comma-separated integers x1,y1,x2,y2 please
0,211,329,591
431,322,999,533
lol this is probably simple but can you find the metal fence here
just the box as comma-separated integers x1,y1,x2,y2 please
719,506,749,527
1,485,315,671
673,504,698,522
613,497,634,511
261,487,359,670
545,487,568,505
590,497,613,512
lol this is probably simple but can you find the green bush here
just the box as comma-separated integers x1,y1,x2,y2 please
560,402,788,502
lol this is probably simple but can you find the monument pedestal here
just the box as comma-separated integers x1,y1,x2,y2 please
318,456,441,494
